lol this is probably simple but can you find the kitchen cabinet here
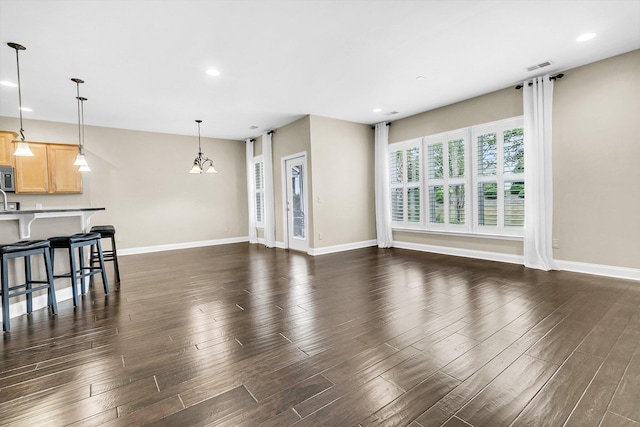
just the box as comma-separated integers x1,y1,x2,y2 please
13,142,82,194
47,144,82,193
0,131,17,166
14,143,50,193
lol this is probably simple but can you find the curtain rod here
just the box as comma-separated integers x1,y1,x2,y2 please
371,122,392,130
515,73,564,90
245,131,274,141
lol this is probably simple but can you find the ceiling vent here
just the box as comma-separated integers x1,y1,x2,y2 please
248,125,258,130
526,61,552,72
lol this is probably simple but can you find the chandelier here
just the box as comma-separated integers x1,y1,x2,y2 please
189,120,217,174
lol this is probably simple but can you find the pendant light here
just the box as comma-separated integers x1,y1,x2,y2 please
7,42,34,157
71,78,90,172
189,120,217,174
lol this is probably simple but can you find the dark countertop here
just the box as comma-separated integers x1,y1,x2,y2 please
0,207,105,215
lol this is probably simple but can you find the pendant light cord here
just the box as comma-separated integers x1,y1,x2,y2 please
80,97,85,152
72,78,86,154
14,46,25,142
75,81,82,153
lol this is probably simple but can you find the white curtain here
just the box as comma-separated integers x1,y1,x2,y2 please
374,122,393,248
262,132,276,248
245,139,257,244
523,75,557,271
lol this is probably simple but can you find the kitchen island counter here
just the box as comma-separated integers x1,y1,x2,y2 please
0,207,105,240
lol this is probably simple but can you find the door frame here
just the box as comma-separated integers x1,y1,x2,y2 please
280,151,309,253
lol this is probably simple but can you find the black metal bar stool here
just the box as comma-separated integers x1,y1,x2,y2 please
89,225,120,284
48,233,109,307
1,240,58,332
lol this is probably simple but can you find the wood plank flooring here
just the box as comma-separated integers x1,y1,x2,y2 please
1,243,639,426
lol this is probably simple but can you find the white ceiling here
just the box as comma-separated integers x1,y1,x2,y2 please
1,0,639,141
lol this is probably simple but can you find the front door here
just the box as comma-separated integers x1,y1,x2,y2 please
285,155,308,252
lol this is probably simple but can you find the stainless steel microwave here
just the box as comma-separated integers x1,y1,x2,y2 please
0,166,16,192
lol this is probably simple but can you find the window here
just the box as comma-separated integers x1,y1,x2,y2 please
389,139,422,227
425,130,470,231
254,156,264,228
389,117,524,237
472,118,525,234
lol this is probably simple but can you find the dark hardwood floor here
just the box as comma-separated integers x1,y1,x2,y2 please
1,243,639,426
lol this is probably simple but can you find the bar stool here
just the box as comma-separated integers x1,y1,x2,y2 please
1,240,58,332
48,233,109,307
89,225,120,284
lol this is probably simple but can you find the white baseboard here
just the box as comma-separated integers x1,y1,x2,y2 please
1,286,76,321
308,240,378,256
119,236,249,256
393,240,524,265
393,240,640,282
555,259,640,282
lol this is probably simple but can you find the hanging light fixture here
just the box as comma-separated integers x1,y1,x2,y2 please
189,120,217,174
7,42,34,157
71,78,90,172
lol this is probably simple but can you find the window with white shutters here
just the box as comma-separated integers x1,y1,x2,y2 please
425,130,470,231
472,117,525,235
389,116,524,238
389,139,422,227
254,156,264,228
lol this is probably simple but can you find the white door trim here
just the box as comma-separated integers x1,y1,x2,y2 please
280,151,309,252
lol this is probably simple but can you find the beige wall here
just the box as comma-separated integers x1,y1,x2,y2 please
309,115,375,248
270,116,312,245
0,117,248,249
261,114,375,251
388,50,640,269
394,231,523,256
3,50,638,272
553,50,640,269
389,87,523,143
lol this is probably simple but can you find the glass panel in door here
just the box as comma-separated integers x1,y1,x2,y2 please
291,164,305,239
286,155,308,252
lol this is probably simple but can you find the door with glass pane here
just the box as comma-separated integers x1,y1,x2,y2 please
285,155,308,252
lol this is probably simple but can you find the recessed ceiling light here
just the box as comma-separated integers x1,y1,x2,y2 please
373,108,382,113
0,81,17,87
248,125,258,130
20,107,32,112
576,33,596,42
416,76,425,80
206,69,221,77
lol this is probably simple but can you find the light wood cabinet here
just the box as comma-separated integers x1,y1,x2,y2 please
0,131,17,166
14,143,50,193
12,141,82,194
47,144,82,193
